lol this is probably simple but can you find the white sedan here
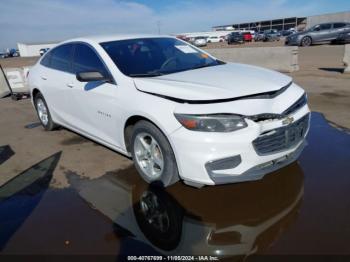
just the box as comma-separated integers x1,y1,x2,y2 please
28,35,310,187
206,36,224,43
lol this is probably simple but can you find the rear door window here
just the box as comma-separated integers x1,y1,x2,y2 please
50,44,73,73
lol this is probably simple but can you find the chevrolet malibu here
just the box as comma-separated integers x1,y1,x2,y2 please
28,35,310,188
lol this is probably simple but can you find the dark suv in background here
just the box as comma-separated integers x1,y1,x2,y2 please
227,32,244,44
286,22,350,46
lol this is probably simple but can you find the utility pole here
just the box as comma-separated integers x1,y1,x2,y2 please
156,20,161,35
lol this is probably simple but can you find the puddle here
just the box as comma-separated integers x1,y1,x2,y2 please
0,112,350,258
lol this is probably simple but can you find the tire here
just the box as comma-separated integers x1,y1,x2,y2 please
34,92,58,131
301,36,312,47
131,120,179,187
132,185,184,250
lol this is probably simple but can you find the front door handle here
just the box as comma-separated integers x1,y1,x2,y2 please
41,76,47,80
66,83,74,88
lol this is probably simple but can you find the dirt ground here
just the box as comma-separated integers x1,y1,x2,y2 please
0,43,349,187
0,56,38,68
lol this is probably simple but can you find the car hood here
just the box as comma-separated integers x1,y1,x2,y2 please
288,32,305,38
133,63,292,101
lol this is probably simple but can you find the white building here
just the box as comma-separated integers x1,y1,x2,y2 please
17,41,58,57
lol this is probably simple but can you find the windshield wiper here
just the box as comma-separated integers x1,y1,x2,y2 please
129,72,163,77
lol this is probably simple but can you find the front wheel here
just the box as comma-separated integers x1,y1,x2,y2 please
301,36,312,47
131,120,179,187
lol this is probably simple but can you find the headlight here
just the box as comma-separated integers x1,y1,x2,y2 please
174,114,247,132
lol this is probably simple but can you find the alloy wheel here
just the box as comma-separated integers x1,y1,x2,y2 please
302,37,311,46
36,98,49,126
134,132,164,179
140,190,170,233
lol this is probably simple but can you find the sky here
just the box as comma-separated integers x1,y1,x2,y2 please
1,0,350,50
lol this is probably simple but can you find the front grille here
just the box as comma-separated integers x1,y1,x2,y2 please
253,114,309,155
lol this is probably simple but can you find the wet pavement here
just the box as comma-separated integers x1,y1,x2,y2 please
0,112,350,260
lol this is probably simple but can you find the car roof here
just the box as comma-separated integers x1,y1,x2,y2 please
62,34,175,45
316,22,349,25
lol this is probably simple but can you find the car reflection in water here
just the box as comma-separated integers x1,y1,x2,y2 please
71,162,304,258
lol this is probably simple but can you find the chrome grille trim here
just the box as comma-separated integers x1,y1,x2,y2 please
248,93,307,123
253,113,310,155
283,93,307,116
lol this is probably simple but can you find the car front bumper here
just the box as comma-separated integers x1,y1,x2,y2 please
169,105,310,186
285,36,301,46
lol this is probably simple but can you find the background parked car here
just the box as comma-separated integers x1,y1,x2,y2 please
227,32,244,44
192,37,207,47
11,49,19,57
243,32,253,42
263,29,280,41
255,31,265,41
285,22,350,46
39,48,50,56
206,36,223,43
0,52,8,59
280,30,294,37
1,49,19,58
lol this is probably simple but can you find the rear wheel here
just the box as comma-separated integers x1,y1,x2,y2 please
34,93,58,131
131,120,179,187
301,36,312,47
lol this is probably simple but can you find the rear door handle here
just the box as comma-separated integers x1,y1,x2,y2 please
66,83,74,88
41,76,47,80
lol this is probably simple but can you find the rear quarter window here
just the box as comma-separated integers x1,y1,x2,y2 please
40,52,52,67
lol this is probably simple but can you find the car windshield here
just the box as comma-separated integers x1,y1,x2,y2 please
100,37,221,77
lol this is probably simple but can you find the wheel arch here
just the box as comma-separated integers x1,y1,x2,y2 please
123,113,183,184
300,35,312,46
32,88,41,99
124,114,172,153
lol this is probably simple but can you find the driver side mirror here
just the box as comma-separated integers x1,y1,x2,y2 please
76,71,111,82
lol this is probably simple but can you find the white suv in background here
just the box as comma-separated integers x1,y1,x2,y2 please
28,35,310,188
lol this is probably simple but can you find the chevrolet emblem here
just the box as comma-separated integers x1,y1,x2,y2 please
282,116,294,125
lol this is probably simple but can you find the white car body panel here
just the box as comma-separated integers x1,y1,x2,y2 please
28,34,310,186
134,63,292,101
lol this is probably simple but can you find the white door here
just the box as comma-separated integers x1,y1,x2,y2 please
65,43,122,147
38,44,75,124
